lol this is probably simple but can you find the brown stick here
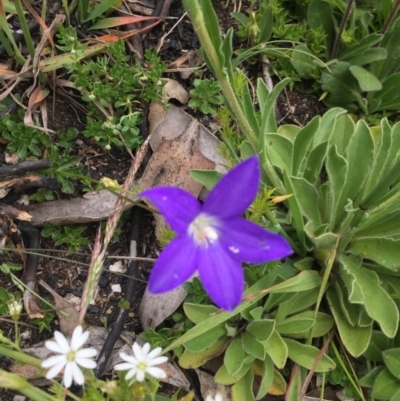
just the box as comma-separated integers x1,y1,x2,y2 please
0,160,52,179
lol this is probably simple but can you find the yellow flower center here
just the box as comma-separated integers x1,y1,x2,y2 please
66,350,76,362
188,214,219,248
138,362,147,371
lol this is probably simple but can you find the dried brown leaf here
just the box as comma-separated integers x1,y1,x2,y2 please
39,280,80,336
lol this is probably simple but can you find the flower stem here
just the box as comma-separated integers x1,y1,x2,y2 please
0,369,55,401
263,208,301,255
0,345,43,368
331,342,367,401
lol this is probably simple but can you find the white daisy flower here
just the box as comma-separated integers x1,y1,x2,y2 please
206,395,223,401
114,342,168,382
41,326,97,388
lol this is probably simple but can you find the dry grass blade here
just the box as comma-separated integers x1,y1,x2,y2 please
78,138,149,322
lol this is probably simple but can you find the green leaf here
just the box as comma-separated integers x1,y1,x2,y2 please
268,369,287,396
348,237,400,270
285,366,301,401
261,330,287,369
291,116,320,176
372,368,400,399
354,211,400,238
313,107,348,148
283,338,336,372
302,141,329,184
334,120,374,229
190,170,222,190
321,63,362,111
179,335,228,369
286,311,334,339
284,172,306,253
164,271,322,353
214,362,252,385
362,118,393,198
334,280,363,326
348,47,387,66
372,73,400,111
258,5,273,43
276,316,315,335
241,332,265,360
364,331,391,362
265,133,293,173
231,368,255,401
340,255,399,337
184,324,226,352
371,18,400,80
225,336,245,375
359,366,384,387
307,0,335,55
240,81,260,136
230,12,248,27
350,66,382,91
183,304,219,324
328,114,355,156
339,33,383,61
291,45,318,79
84,0,121,22
0,287,11,314
290,177,321,227
253,356,274,400
326,145,348,230
275,287,320,321
258,78,290,135
327,288,372,357
384,349,400,379
246,319,275,342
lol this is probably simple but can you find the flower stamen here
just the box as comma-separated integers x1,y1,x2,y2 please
188,214,219,248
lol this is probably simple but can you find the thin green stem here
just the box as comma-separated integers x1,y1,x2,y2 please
0,369,54,401
0,29,14,57
220,136,240,163
331,342,367,401
264,208,301,255
307,243,338,346
0,14,25,64
0,345,43,368
13,0,36,59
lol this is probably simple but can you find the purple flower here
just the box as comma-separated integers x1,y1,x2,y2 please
139,156,292,311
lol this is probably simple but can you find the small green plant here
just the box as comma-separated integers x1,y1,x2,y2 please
31,309,56,333
0,114,46,161
57,28,166,150
40,146,85,194
41,222,89,253
188,78,224,114
183,277,211,305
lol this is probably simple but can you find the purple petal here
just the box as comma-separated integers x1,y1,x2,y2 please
219,218,293,263
139,187,201,235
198,245,244,311
148,236,198,294
203,156,260,218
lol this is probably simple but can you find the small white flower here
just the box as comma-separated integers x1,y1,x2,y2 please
8,300,22,320
114,342,168,382
206,395,223,401
41,326,97,388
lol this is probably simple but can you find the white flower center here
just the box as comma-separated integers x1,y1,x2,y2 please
188,214,219,248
